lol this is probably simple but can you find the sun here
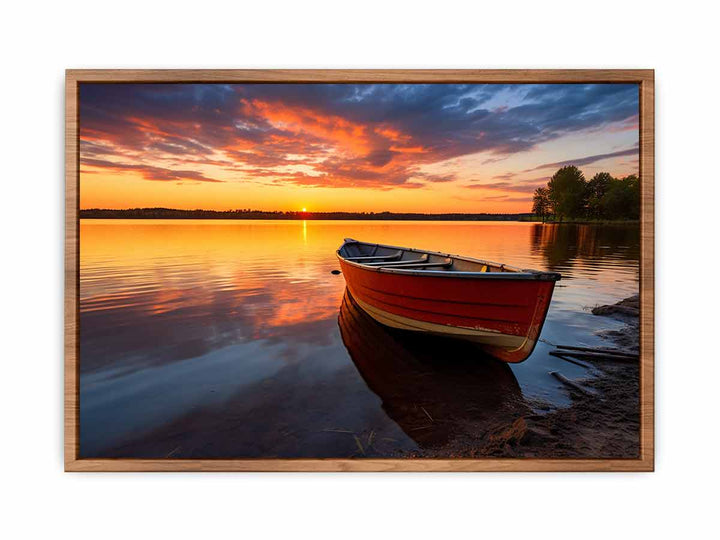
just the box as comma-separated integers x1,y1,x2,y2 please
302,207,307,212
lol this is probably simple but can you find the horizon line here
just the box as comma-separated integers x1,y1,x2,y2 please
79,207,532,216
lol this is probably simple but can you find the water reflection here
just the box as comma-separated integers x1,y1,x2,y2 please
79,219,639,457
530,223,640,271
339,289,528,448
80,220,342,376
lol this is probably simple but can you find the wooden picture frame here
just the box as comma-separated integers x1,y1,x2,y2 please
65,69,654,472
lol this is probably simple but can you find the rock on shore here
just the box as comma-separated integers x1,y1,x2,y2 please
593,294,640,352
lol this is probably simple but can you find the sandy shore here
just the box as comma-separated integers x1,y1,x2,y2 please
406,295,640,459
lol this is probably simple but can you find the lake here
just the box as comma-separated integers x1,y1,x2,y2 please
79,220,639,458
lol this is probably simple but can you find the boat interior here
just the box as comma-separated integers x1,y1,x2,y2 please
339,239,517,273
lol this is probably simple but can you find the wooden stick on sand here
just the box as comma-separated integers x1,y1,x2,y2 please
549,371,597,397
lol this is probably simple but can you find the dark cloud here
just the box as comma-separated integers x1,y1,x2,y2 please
492,172,517,181
419,173,457,183
80,158,223,183
79,83,639,189
482,195,533,202
465,176,549,193
482,155,509,165
454,194,533,203
523,146,639,172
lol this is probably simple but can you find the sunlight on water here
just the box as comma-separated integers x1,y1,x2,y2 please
79,220,639,458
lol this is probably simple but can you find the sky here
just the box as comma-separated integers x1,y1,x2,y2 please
79,83,639,213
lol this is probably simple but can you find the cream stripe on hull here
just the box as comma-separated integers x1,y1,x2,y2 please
352,293,529,350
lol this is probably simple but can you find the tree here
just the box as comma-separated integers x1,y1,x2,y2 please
587,172,614,219
532,187,551,222
547,166,587,221
624,175,640,218
601,174,640,220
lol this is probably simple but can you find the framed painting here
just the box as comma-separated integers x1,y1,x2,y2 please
65,69,654,472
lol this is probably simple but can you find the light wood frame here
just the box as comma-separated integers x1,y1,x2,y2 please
65,69,654,472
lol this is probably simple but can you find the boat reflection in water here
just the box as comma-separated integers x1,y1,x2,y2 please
339,289,530,449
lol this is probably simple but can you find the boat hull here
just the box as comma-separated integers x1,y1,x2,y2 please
338,258,557,363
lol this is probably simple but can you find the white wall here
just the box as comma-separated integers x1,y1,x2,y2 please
1,1,717,538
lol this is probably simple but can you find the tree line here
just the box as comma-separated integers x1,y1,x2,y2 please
532,166,640,222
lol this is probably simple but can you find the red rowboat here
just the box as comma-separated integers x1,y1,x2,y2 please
337,238,561,363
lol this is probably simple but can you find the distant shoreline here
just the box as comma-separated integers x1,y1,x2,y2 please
79,208,640,224
79,208,535,222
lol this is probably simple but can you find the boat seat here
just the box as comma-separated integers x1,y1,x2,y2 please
384,258,453,270
369,256,453,270
363,254,429,266
345,250,402,262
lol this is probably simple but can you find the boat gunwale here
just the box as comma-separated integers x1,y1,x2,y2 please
337,238,561,281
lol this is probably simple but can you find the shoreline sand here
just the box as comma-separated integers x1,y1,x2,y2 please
406,295,640,459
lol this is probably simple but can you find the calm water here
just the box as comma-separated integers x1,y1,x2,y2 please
79,220,639,458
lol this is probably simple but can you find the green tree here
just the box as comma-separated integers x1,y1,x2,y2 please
601,174,640,219
547,165,587,221
587,172,614,219
532,186,551,222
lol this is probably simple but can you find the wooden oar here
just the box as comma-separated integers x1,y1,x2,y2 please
549,371,597,397
345,250,402,262
555,344,638,358
363,254,429,266
548,351,591,369
550,350,637,363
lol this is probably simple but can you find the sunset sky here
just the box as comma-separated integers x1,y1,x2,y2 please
79,83,639,213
